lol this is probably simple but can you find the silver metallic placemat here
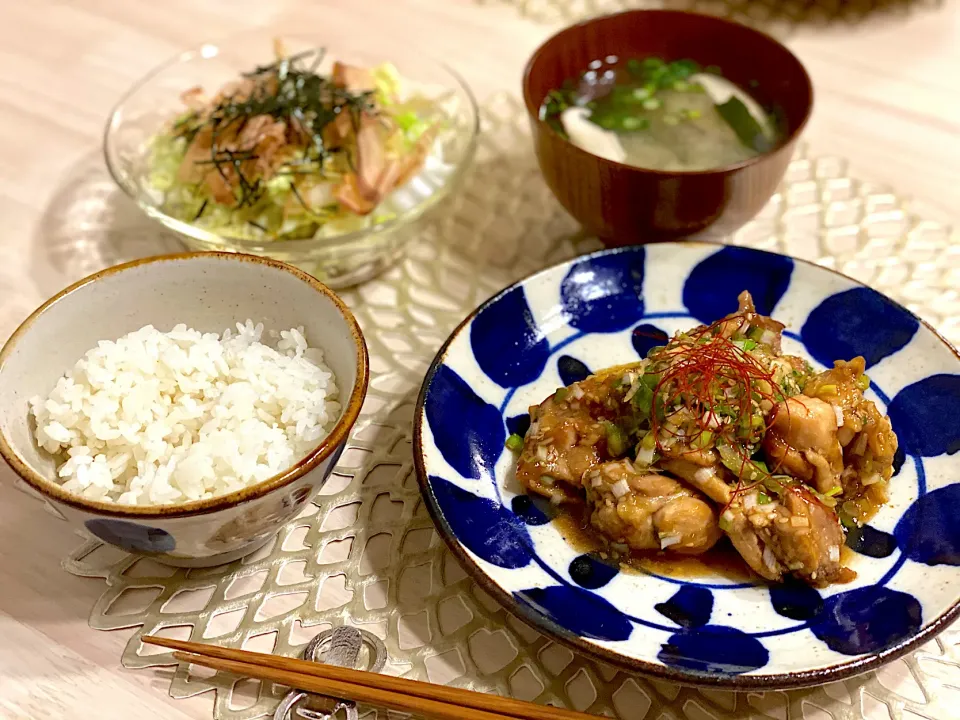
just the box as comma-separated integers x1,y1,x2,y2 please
55,93,960,720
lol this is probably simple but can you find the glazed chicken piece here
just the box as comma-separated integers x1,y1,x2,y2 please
584,460,721,555
178,112,292,206
762,395,844,494
329,63,394,214
176,72,297,206
656,422,723,468
328,62,435,215
331,61,376,92
803,358,898,511
516,369,634,504
660,457,732,505
725,485,854,586
712,291,787,353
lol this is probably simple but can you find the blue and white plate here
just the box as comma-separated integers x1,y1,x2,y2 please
413,242,960,689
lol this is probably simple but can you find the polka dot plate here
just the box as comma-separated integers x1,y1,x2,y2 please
413,242,960,689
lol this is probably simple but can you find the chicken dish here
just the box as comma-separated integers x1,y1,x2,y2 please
509,292,898,587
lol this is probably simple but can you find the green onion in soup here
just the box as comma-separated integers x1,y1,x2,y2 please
541,57,777,171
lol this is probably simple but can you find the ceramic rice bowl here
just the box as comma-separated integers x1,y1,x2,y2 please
0,253,367,567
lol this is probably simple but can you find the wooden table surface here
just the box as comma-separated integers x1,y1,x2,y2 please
0,1,958,717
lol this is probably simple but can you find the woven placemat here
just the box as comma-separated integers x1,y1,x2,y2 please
47,92,960,720
476,0,945,35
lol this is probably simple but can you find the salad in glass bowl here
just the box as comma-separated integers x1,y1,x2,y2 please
105,36,478,287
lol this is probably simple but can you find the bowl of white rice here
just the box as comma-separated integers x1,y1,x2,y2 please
0,252,368,566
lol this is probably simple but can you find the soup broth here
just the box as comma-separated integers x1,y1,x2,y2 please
540,57,777,171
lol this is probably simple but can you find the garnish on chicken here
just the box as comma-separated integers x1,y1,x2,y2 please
508,291,898,587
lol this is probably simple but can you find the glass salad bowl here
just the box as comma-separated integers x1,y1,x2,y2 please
104,34,479,288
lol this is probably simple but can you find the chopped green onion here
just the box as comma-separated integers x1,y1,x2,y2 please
554,387,569,402
396,110,425,134
740,458,769,482
763,475,787,495
858,374,871,391
717,444,745,476
632,87,651,100
640,431,657,451
505,434,524,452
825,485,843,497
670,59,700,78
641,372,661,389
626,58,644,77
642,98,662,111
631,382,654,418
841,500,860,518
813,490,838,508
642,57,666,72
672,81,690,92
599,116,619,130
739,410,761,435
653,392,669,422
715,404,738,418
611,86,643,106
719,510,734,532
816,384,837,397
733,339,758,352
663,114,680,126
715,96,772,153
650,68,669,87
602,421,629,458
747,326,765,342
757,490,772,505
691,430,714,449
621,116,649,131
543,90,570,116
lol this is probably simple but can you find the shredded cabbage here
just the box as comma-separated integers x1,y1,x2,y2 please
148,135,187,192
145,59,446,243
371,62,402,105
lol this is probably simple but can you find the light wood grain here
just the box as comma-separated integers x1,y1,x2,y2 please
0,1,958,718
789,8,960,223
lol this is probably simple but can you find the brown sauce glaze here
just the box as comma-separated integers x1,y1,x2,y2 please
552,501,756,583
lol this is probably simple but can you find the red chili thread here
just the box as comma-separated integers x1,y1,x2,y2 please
646,312,792,508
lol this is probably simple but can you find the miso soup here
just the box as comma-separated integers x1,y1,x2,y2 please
540,57,777,171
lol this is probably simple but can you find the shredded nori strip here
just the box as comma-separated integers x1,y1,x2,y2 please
173,47,376,208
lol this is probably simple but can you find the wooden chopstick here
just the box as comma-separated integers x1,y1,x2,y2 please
174,651,510,720
143,635,600,720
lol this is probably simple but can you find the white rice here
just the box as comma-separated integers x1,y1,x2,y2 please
29,321,340,506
